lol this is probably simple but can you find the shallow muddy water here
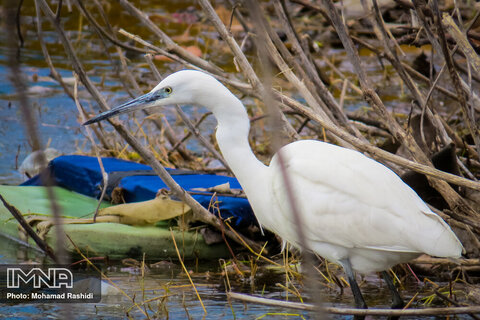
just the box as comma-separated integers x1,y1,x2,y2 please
0,235,467,319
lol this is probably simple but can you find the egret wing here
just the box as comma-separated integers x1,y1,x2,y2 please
269,140,461,257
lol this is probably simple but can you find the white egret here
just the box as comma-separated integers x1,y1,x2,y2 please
84,70,463,313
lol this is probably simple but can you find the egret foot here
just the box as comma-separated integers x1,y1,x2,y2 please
381,271,404,320
341,259,367,320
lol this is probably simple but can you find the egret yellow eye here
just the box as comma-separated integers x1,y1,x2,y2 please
165,87,172,94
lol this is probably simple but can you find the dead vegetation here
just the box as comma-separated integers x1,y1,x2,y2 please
31,0,480,254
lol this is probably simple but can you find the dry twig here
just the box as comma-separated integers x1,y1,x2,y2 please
228,292,480,316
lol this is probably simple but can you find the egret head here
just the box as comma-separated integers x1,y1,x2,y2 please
83,70,229,126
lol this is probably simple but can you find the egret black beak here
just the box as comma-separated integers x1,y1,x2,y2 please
83,91,163,126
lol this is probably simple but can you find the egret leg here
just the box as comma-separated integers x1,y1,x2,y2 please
341,259,367,320
381,270,404,320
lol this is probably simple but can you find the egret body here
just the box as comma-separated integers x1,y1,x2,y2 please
84,70,462,312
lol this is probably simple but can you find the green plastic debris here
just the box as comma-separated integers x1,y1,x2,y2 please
0,185,229,260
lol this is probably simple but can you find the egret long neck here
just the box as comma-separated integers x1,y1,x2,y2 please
212,96,268,206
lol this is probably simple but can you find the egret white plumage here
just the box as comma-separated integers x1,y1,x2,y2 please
84,70,463,313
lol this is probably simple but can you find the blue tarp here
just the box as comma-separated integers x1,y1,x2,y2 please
22,155,255,227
